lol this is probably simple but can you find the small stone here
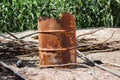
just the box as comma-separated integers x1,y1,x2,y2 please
16,60,23,68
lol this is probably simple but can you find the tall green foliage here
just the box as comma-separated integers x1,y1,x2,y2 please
0,0,120,33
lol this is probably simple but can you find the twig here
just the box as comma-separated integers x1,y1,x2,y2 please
4,30,27,45
77,54,100,80
5,30,19,39
4,30,25,45
40,62,100,80
1,31,38,49
102,31,115,44
76,27,104,39
0,46,38,52
76,50,120,78
80,47,120,54
19,32,38,39
103,61,120,67
40,63,89,68
76,38,120,53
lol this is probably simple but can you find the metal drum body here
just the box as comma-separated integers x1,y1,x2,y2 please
38,13,76,67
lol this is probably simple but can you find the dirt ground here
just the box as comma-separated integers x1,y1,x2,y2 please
0,28,120,80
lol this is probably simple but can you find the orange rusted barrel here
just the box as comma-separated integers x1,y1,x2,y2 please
38,13,76,68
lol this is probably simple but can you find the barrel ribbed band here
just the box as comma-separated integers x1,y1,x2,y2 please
38,46,76,51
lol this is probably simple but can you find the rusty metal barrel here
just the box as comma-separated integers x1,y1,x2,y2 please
38,13,76,68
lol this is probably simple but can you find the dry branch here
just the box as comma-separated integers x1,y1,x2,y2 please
0,61,28,80
76,27,104,39
19,32,38,39
76,50,120,78
82,47,120,54
103,61,120,67
5,30,19,39
0,39,38,58
101,30,115,44
76,29,120,53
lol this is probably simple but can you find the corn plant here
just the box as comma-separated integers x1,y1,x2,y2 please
0,0,119,33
